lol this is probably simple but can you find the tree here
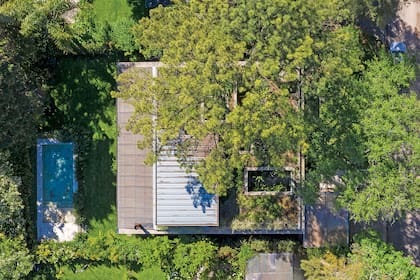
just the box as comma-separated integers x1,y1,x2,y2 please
301,250,361,280
0,0,76,54
0,21,44,152
0,152,26,238
340,54,420,223
350,231,420,279
116,0,357,195
303,25,367,202
173,239,217,279
0,234,33,280
301,231,420,280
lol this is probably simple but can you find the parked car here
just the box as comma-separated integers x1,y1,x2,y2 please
390,41,407,53
390,41,407,63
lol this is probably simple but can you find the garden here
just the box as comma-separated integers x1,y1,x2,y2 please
231,193,300,231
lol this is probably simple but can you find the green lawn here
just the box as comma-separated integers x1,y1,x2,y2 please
93,0,146,23
93,0,132,23
81,140,117,234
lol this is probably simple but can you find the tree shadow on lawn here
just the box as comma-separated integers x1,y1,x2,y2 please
127,0,148,20
43,55,117,232
78,140,116,230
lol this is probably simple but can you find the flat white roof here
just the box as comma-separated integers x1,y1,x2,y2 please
156,151,218,226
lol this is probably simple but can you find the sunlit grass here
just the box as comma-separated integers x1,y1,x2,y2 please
93,0,133,23
87,208,117,236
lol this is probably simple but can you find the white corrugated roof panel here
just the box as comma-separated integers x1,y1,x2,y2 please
156,150,219,226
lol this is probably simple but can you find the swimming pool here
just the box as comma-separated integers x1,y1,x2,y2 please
37,139,81,240
38,140,77,208
43,143,75,208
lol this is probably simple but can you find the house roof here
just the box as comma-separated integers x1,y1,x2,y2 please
116,62,305,235
246,253,305,280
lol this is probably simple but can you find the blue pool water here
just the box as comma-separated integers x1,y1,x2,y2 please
42,143,75,208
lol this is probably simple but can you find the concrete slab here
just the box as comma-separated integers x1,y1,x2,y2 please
304,192,349,247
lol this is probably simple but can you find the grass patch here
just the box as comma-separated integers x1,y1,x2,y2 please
62,265,133,280
93,0,133,23
92,0,146,22
80,140,116,231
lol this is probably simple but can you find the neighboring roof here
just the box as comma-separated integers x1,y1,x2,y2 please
246,253,305,280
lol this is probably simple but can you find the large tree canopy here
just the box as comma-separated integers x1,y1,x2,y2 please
339,55,420,223
0,0,78,152
115,0,359,195
0,21,43,152
116,0,419,224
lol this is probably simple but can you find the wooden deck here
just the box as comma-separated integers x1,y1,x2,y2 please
117,98,154,230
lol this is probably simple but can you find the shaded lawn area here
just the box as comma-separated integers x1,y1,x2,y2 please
80,140,117,234
44,56,117,235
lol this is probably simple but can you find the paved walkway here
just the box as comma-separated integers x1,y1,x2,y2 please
304,192,349,248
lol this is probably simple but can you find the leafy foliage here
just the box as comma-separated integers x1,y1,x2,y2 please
232,194,299,230
0,21,44,152
301,231,420,280
351,231,420,279
0,234,33,280
61,265,132,280
0,173,25,238
301,249,358,280
303,26,366,187
57,0,140,55
339,54,420,223
173,240,217,279
34,232,260,279
134,266,168,280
